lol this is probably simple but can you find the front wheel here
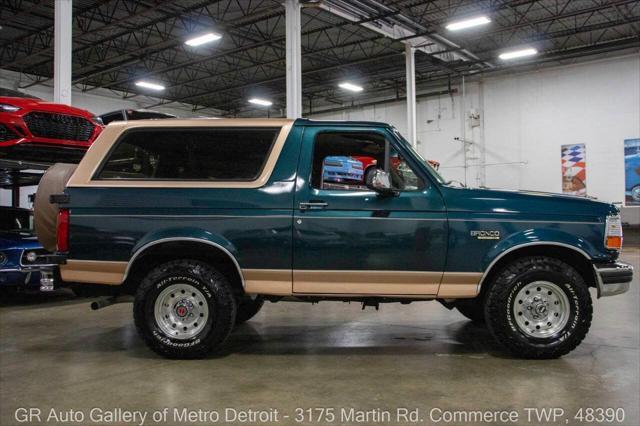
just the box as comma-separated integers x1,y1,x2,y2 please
484,256,592,359
133,259,236,359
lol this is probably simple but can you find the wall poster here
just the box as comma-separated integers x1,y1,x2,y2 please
561,143,587,196
624,138,640,206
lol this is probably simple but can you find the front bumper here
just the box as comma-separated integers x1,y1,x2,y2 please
594,262,634,297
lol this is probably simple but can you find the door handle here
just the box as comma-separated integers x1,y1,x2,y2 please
299,201,328,210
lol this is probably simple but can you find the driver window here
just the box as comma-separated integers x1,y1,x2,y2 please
311,132,423,191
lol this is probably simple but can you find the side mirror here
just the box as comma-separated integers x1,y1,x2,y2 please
366,168,397,196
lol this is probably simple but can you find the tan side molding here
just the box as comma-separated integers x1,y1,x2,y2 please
438,272,483,298
244,269,292,295
61,260,482,299
61,260,127,285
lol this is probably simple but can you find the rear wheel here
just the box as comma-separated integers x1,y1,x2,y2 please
235,295,264,324
484,256,592,359
133,259,236,359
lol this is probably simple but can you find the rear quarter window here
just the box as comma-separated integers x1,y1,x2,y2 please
95,127,280,181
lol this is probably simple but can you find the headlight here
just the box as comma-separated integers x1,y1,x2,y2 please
605,215,623,250
0,103,20,112
25,251,38,263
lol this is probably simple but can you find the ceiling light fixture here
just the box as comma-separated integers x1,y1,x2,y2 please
248,98,272,107
135,81,165,91
445,16,490,31
338,82,364,92
498,48,538,60
185,32,222,46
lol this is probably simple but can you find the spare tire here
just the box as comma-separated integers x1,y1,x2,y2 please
34,163,77,252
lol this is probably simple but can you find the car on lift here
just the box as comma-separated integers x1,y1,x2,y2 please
0,88,103,164
0,207,51,289
98,109,176,125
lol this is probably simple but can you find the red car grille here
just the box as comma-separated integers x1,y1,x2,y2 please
23,112,95,141
0,123,19,142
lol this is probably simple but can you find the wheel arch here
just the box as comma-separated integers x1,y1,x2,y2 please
122,237,245,296
477,242,597,298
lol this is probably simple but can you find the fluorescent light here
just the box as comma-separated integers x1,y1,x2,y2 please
338,82,363,92
446,16,490,31
135,81,165,91
248,98,272,107
185,32,222,47
499,48,538,60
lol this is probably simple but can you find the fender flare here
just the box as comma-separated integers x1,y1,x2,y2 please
123,229,244,287
476,229,596,292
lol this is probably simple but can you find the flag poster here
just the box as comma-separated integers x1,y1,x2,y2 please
624,138,640,206
561,143,587,196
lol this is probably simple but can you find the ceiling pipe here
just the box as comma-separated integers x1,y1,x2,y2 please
316,0,458,61
316,0,491,68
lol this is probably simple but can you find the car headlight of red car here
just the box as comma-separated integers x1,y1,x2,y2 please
0,103,21,112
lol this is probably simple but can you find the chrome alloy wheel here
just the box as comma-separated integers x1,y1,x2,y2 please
154,283,209,340
512,281,570,338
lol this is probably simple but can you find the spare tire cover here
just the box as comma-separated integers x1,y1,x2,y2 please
34,163,78,252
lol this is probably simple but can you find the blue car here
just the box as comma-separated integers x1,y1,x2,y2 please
625,153,640,204
322,156,364,185
0,207,48,288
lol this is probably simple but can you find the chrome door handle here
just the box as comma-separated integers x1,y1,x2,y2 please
299,201,328,210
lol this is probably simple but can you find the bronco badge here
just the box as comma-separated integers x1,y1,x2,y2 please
470,230,501,240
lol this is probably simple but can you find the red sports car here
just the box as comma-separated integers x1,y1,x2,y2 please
0,88,103,163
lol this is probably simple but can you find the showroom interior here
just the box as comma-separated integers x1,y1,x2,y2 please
1,0,639,425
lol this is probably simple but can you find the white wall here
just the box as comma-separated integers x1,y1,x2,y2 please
311,54,640,223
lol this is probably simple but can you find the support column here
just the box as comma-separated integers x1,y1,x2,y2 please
285,0,302,119
54,0,72,105
405,44,417,147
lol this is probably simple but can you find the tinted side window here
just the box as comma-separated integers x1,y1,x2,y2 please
97,128,279,181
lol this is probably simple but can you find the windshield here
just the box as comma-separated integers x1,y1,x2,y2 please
391,128,447,184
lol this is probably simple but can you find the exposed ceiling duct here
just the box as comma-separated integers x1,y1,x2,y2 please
316,0,490,67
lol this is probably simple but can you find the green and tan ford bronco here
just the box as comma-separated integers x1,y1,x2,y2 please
33,118,632,359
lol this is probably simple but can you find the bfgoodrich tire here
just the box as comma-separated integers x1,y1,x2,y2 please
235,295,264,324
133,259,236,359
484,256,592,359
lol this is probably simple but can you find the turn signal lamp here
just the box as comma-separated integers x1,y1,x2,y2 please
604,215,622,250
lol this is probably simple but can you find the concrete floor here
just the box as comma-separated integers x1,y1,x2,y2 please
1,249,638,426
